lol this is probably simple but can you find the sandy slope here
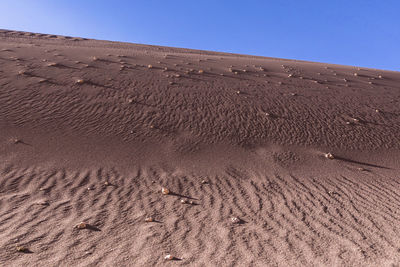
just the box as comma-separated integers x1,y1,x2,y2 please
0,29,400,266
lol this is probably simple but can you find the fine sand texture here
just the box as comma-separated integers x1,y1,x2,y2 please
1,29,400,266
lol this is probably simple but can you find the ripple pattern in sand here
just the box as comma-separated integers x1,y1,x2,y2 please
1,165,400,266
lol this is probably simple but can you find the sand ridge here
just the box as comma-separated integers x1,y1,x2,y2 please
1,29,400,266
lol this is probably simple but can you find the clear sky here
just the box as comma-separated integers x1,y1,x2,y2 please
1,0,399,71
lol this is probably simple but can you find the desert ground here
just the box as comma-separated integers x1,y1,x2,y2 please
0,29,400,266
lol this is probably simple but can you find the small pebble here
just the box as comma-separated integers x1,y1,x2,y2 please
325,152,335,159
231,217,241,224
36,200,49,206
16,246,29,253
75,222,88,229
144,217,154,222
165,254,174,260
161,187,170,195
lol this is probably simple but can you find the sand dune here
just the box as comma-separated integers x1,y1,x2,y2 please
1,29,400,266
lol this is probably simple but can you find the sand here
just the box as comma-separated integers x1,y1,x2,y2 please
0,29,400,266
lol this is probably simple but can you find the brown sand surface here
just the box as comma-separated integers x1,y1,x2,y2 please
1,29,400,266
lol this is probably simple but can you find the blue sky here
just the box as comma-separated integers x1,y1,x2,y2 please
1,1,399,71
